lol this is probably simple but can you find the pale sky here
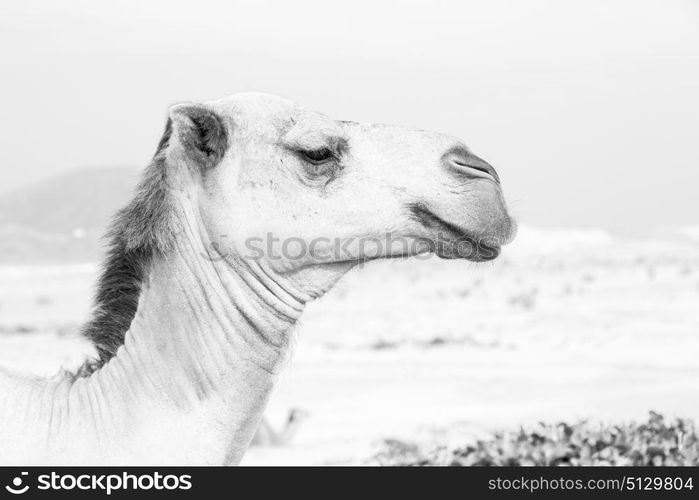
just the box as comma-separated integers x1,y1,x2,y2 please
1,0,697,234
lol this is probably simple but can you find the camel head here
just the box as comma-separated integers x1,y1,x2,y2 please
165,92,516,298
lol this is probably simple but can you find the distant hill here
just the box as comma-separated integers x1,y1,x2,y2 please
0,167,140,263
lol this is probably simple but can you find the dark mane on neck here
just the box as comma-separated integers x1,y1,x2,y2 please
80,119,177,373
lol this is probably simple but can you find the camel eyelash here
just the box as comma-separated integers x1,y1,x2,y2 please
299,147,336,164
291,135,348,163
290,147,344,184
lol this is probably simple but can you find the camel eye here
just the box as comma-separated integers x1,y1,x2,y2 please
301,148,335,163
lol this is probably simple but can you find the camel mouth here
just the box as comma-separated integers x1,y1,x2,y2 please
435,238,501,261
408,202,510,262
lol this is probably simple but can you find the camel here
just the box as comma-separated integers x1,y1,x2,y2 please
0,92,515,465
250,408,311,447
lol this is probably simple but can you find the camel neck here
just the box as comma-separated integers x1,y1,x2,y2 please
126,229,303,384
70,206,305,464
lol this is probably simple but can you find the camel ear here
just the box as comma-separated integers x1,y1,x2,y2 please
169,103,229,168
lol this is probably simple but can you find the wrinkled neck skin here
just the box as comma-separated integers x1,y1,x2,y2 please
0,196,351,465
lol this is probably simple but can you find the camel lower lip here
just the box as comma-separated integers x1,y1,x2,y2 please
436,241,501,261
408,202,504,261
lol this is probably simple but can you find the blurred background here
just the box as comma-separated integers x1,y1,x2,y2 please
0,0,697,464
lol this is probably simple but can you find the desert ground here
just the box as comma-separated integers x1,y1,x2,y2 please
0,226,697,465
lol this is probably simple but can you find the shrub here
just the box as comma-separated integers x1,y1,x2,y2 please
373,412,698,466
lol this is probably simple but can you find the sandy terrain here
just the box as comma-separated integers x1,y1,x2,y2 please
0,226,697,465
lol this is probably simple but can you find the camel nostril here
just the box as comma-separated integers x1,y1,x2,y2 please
444,149,500,184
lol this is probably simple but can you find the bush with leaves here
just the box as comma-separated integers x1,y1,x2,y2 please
373,412,698,466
